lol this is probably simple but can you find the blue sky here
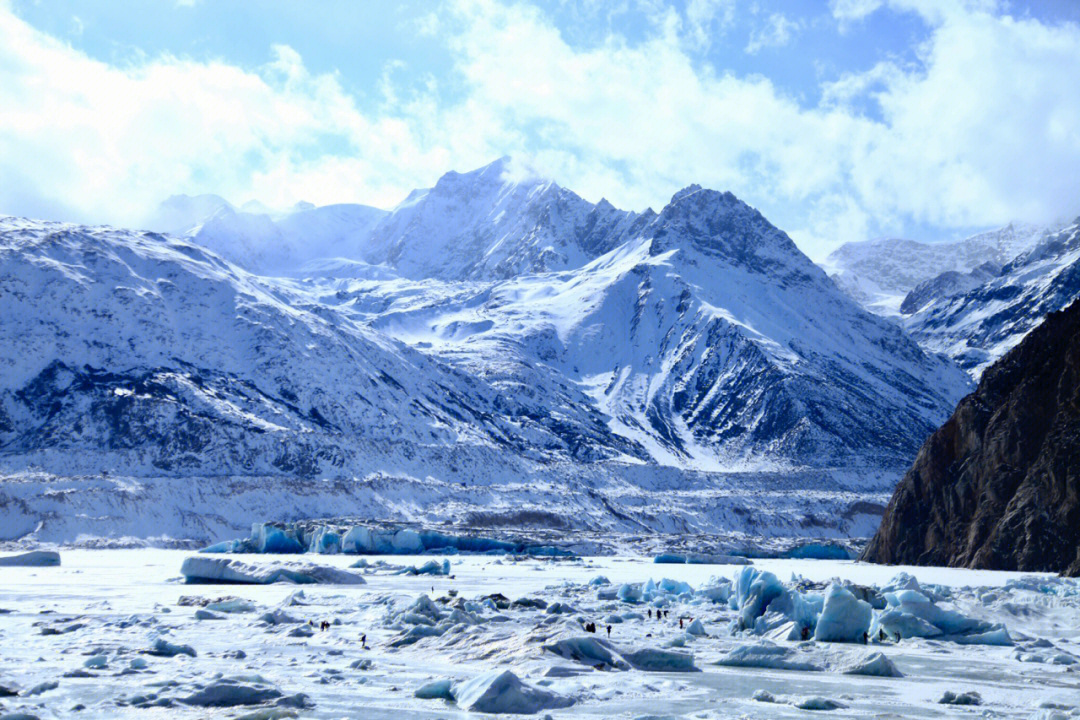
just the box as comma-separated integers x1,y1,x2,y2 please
2,0,1080,258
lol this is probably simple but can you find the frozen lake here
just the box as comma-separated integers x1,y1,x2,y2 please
1,549,1078,718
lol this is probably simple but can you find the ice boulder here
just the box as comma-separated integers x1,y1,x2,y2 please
617,583,643,603
715,642,823,672
874,609,943,639
686,619,706,637
396,559,451,576
939,690,981,706
180,679,282,707
620,648,699,672
882,588,1007,643
814,583,871,643
658,578,693,596
147,638,196,658
451,670,574,714
697,581,732,604
842,652,903,677
793,696,847,710
734,569,787,628
415,679,454,701
543,636,626,669
0,551,60,567
180,557,365,585
251,523,304,553
341,526,375,554
307,527,341,554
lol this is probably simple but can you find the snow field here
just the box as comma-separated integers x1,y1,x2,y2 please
0,550,1078,718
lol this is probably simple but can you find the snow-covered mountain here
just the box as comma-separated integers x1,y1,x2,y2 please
899,262,1001,315
359,157,645,281
0,160,978,544
146,196,388,276
903,219,1080,379
824,223,1051,316
318,183,970,473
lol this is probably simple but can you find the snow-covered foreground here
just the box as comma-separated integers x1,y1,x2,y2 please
1,550,1078,719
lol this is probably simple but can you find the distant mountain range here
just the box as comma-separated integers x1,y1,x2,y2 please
0,159,975,545
825,217,1080,381
823,223,1052,317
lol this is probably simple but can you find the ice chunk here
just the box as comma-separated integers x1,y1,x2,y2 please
260,609,300,625
939,690,981,706
948,627,1012,646
147,638,196,657
617,583,643,603
207,598,256,613
180,680,282,707
307,527,341,554
620,648,699,672
715,642,823,672
415,679,454,700
734,569,786,628
0,550,60,567
874,609,942,639
793,696,847,710
686,619,706,636
842,651,902,677
543,636,625,669
83,654,108,669
752,689,777,702
395,559,451,576
653,553,686,564
814,583,871,643
451,670,574,714
658,578,693,596
251,523,303,553
180,557,365,585
697,582,732,604
341,526,375,553
782,542,855,559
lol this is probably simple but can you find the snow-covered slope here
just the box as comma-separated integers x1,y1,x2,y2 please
824,223,1050,316
903,219,1080,379
0,216,640,481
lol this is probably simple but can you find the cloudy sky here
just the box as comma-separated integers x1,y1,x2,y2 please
2,0,1079,259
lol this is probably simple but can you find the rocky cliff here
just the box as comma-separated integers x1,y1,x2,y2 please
861,301,1080,576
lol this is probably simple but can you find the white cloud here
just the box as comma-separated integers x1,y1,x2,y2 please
0,0,1078,259
829,0,884,25
745,12,801,54
684,0,737,49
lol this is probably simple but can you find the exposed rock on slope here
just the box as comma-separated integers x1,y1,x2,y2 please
861,301,1080,576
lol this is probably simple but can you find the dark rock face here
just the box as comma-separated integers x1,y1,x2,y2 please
861,301,1080,576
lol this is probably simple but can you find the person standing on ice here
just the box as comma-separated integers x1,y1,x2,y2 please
606,625,612,637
